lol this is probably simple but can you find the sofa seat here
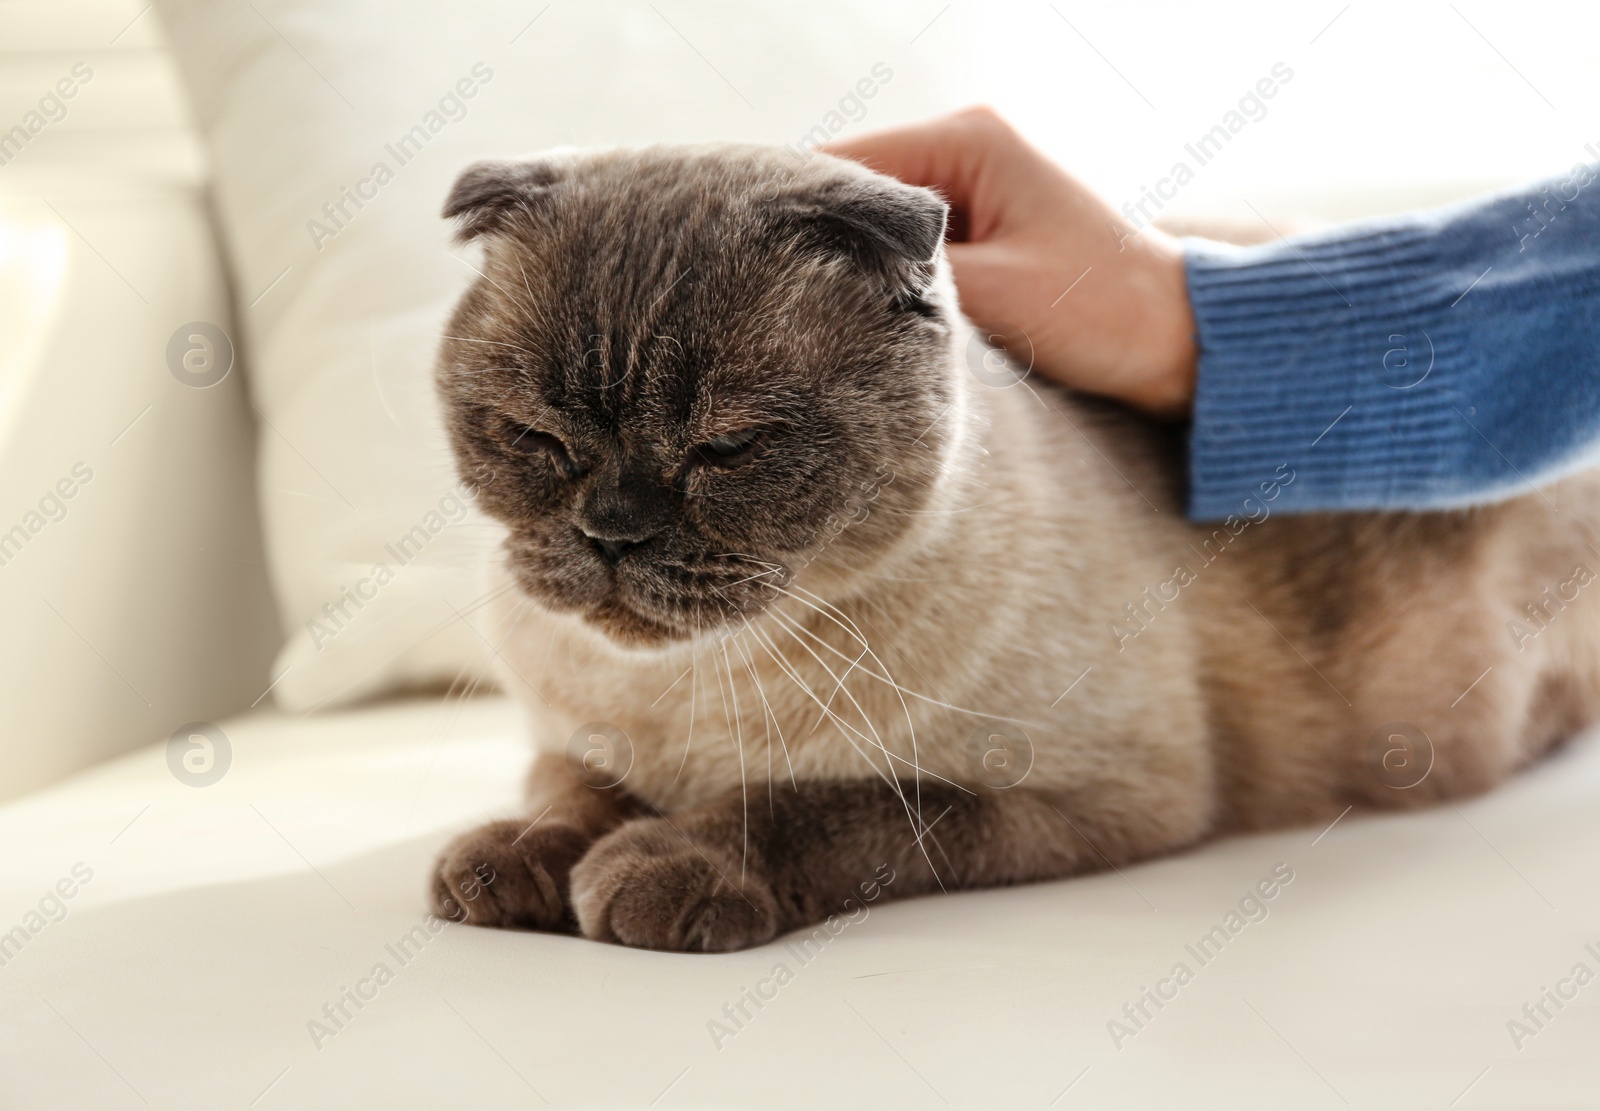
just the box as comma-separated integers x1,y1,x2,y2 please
2,695,1597,1109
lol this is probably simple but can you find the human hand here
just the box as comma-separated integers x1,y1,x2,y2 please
823,106,1197,417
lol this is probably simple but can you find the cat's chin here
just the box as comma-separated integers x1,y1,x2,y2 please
580,598,702,651
511,559,782,650
580,595,773,653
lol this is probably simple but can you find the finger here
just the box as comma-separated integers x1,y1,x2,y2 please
824,107,1032,242
820,108,998,214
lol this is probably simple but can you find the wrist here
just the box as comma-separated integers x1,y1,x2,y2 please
1125,232,1197,417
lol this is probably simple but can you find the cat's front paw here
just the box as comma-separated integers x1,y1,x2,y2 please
430,818,592,930
570,819,778,952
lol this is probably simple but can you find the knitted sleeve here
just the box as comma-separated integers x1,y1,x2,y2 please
1182,164,1600,520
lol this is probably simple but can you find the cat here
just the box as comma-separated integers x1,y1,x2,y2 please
429,143,1600,952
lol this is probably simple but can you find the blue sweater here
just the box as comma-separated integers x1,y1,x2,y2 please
1182,163,1600,521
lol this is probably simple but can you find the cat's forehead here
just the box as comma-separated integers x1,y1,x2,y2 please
514,324,803,438
497,238,827,426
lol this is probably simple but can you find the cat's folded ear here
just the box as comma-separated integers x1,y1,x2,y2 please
443,158,564,242
772,172,949,304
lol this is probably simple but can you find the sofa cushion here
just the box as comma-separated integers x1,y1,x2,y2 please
0,0,278,798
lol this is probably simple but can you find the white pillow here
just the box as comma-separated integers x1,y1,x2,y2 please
151,0,969,710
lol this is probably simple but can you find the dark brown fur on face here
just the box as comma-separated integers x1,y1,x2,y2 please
436,147,951,646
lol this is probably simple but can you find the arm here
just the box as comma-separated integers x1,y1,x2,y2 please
1185,168,1600,518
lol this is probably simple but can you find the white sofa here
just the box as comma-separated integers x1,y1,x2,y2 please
3,2,1598,1108
5,695,1599,1109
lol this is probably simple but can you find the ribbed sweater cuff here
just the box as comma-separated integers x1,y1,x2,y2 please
1182,225,1482,521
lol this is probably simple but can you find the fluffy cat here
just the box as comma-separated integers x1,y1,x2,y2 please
429,144,1600,952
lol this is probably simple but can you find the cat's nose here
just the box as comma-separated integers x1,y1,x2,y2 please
581,527,649,564
581,466,668,563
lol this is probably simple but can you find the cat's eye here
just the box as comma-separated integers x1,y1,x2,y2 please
691,428,763,469
501,422,579,477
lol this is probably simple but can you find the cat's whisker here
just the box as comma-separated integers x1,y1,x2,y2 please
703,624,747,865
724,553,783,567
763,611,886,758
767,612,972,794
850,592,978,721
744,624,884,777
510,252,542,319
915,813,957,893
450,254,525,312
755,618,942,884
778,582,933,837
720,566,784,589
718,635,751,882
730,621,796,794
767,607,870,738
772,598,1030,728
670,613,703,786
437,333,539,355
708,627,736,749
722,625,773,806
797,553,938,584
744,625,916,848
765,590,888,702
449,577,526,622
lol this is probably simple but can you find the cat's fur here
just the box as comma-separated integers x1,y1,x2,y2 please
430,143,1600,951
